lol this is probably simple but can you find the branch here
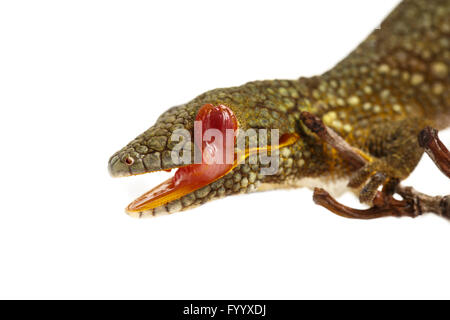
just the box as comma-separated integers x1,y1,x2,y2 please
313,187,449,219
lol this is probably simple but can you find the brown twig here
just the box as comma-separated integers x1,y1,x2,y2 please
313,188,418,219
418,127,450,178
396,186,450,219
313,187,449,220
300,111,450,220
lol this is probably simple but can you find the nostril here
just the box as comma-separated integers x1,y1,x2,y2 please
124,156,134,165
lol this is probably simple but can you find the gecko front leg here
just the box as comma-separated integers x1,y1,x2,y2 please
346,118,430,203
301,112,450,220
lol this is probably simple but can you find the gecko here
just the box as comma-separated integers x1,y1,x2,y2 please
108,0,449,218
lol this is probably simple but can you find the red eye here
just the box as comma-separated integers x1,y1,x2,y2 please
124,156,134,165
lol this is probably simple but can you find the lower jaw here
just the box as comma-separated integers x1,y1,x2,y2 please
125,162,236,214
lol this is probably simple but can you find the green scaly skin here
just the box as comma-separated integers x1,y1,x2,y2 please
109,0,449,217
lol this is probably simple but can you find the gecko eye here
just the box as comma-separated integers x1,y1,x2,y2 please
124,156,134,165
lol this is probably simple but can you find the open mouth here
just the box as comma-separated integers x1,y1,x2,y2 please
125,103,238,214
126,161,238,213
120,103,300,215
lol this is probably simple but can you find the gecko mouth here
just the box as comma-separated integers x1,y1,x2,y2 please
126,160,237,213
125,135,299,214
123,103,300,214
126,103,238,214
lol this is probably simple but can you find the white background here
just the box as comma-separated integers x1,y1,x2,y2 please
1,0,449,299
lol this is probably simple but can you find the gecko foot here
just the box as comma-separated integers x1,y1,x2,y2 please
300,111,449,220
347,160,400,204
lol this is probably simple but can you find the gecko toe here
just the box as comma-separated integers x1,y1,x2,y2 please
359,172,387,203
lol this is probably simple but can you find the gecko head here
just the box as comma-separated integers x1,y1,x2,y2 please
108,86,300,217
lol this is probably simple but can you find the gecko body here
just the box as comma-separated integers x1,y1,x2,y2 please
109,0,449,217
